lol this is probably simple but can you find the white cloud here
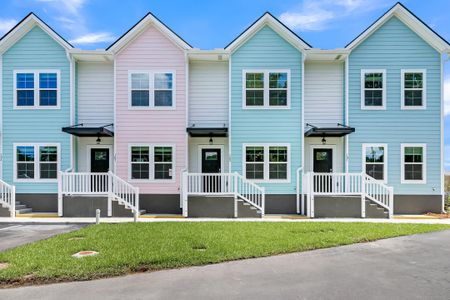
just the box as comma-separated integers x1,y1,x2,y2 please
444,76,450,116
35,0,87,15
70,32,116,44
0,18,18,35
279,0,387,31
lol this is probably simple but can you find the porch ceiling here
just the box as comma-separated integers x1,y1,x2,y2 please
62,124,114,137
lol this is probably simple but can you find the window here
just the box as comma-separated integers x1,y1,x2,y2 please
154,147,173,180
243,70,290,108
401,144,426,184
14,70,60,108
129,145,174,181
14,144,59,181
361,70,386,109
401,70,426,109
131,146,150,179
244,144,290,182
129,71,175,108
154,73,173,107
363,144,387,182
245,146,264,179
130,73,150,107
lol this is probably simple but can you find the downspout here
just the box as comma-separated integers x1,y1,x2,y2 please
299,53,306,214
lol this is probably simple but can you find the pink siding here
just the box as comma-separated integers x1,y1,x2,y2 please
115,25,186,194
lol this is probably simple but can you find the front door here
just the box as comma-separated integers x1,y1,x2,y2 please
90,148,110,192
313,148,333,192
201,148,221,193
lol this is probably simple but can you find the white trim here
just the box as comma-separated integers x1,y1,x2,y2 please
113,56,117,172
108,13,192,54
345,3,450,53
198,145,225,173
242,143,291,183
400,69,427,110
68,53,75,171
228,56,232,173
242,69,291,109
127,70,176,110
13,143,61,183
0,55,3,179
362,143,388,184
86,145,114,172
441,55,445,212
360,69,386,110
225,13,311,53
127,143,176,183
401,143,427,184
344,55,349,172
310,145,337,173
13,69,61,109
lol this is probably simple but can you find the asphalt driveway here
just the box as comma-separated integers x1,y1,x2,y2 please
0,223,86,252
0,228,449,299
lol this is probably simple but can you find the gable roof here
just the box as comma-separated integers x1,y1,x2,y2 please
107,12,192,53
346,2,450,53
225,12,312,53
0,12,73,54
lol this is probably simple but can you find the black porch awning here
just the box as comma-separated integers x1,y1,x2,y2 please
187,127,228,137
305,123,355,137
62,124,114,137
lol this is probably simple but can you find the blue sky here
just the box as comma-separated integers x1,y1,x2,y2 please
0,0,449,169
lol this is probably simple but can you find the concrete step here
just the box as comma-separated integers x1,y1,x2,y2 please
365,200,389,219
15,204,27,210
139,209,146,215
16,208,33,214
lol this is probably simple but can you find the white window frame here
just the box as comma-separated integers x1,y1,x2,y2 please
401,69,426,110
13,143,60,182
361,69,386,110
242,69,291,109
362,143,388,184
128,71,176,110
242,143,291,183
13,70,61,109
128,143,176,183
401,143,427,184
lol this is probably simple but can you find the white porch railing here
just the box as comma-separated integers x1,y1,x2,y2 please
303,172,393,218
0,179,15,218
59,171,140,218
181,172,265,217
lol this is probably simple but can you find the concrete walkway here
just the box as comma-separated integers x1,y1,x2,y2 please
1,216,450,224
1,229,449,299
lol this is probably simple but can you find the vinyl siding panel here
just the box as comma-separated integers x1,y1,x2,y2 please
348,16,441,195
2,26,71,193
230,25,302,194
77,61,113,125
115,25,186,194
304,61,344,126
188,61,228,127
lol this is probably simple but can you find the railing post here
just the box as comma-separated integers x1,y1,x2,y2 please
182,171,188,217
388,187,394,219
309,172,314,218
135,187,140,221
10,185,16,218
57,171,63,217
261,187,265,217
107,173,112,217
361,172,366,218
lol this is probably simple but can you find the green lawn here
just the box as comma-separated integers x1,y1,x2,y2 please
0,222,448,287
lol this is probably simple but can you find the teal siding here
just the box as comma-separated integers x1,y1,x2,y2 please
230,26,302,194
2,26,71,193
348,17,441,195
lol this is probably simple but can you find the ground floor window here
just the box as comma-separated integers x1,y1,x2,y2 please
401,144,426,184
14,143,59,181
363,144,387,182
244,144,290,182
129,145,174,181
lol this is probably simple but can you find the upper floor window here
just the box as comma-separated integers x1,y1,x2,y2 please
401,144,426,184
244,144,290,182
129,71,175,108
14,70,60,109
361,69,386,110
401,70,426,109
363,144,387,182
14,143,59,182
243,70,290,109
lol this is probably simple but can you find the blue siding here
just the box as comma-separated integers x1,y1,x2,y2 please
230,26,302,194
348,17,441,195
2,26,71,193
